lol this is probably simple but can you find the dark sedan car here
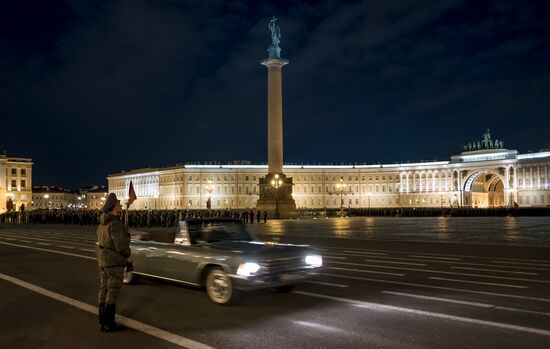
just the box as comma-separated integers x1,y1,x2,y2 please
123,218,323,304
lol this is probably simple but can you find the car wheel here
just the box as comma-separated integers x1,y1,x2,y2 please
206,268,238,305
273,285,295,293
122,267,138,285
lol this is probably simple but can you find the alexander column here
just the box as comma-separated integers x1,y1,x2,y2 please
256,16,296,218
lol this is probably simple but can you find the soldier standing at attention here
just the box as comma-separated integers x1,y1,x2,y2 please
96,193,131,332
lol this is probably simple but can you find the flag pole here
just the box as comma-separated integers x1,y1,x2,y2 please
125,202,130,230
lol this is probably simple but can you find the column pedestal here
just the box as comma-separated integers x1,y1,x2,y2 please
256,173,296,219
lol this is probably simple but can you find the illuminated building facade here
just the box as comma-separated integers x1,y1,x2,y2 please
0,154,33,213
31,186,78,210
108,132,550,210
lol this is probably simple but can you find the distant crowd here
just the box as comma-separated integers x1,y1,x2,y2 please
1,206,549,226
0,208,269,226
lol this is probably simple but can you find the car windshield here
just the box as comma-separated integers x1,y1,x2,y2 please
188,222,253,244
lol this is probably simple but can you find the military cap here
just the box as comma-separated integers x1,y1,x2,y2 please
102,193,120,213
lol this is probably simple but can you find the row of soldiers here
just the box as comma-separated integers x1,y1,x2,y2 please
0,208,270,227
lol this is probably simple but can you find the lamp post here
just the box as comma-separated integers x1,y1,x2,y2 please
204,180,214,210
271,174,283,219
335,178,347,217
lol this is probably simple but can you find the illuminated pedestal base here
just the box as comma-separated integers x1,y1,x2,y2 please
255,173,296,219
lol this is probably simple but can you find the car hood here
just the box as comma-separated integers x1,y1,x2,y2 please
202,240,314,257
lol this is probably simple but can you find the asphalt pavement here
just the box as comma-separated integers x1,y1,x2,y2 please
1,222,549,349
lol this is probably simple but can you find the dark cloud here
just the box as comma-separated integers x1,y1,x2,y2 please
1,0,550,188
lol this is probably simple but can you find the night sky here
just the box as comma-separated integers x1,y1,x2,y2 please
2,0,550,189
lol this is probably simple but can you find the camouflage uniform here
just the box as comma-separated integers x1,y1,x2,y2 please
96,212,131,305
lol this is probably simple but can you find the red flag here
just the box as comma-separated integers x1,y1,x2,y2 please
128,180,137,205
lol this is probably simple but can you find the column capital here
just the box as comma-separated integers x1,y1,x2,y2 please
261,57,289,68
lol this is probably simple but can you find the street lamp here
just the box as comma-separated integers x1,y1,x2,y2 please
335,177,347,217
271,174,283,219
204,180,214,210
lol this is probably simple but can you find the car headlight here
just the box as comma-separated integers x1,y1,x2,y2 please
305,254,323,267
236,262,261,277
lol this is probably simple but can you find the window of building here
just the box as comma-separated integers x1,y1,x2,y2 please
375,185,379,193
11,168,17,175
389,175,392,180
355,176,358,181
375,176,379,180
526,196,530,205
11,180,16,188
253,176,257,181
21,180,26,188
21,169,26,176
188,200,193,207
245,176,249,181
348,176,352,181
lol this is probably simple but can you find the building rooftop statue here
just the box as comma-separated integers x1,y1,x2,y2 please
462,129,504,152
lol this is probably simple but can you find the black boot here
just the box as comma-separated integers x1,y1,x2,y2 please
98,303,106,329
101,304,127,332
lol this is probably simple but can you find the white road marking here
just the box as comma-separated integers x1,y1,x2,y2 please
57,245,77,249
6,237,16,241
409,255,461,261
293,321,344,333
0,232,93,248
363,259,426,266
304,281,349,288
450,266,537,276
324,256,348,260
0,241,95,260
323,246,550,263
324,252,550,271
321,273,550,303
35,242,52,246
327,266,404,277
0,272,215,349
428,277,526,289
77,248,95,252
19,240,32,243
328,261,550,284
343,250,387,256
494,306,550,317
382,291,550,317
295,291,550,337
381,291,493,307
491,260,550,267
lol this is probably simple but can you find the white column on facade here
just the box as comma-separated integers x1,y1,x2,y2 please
522,167,525,189
432,171,436,192
537,166,542,189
